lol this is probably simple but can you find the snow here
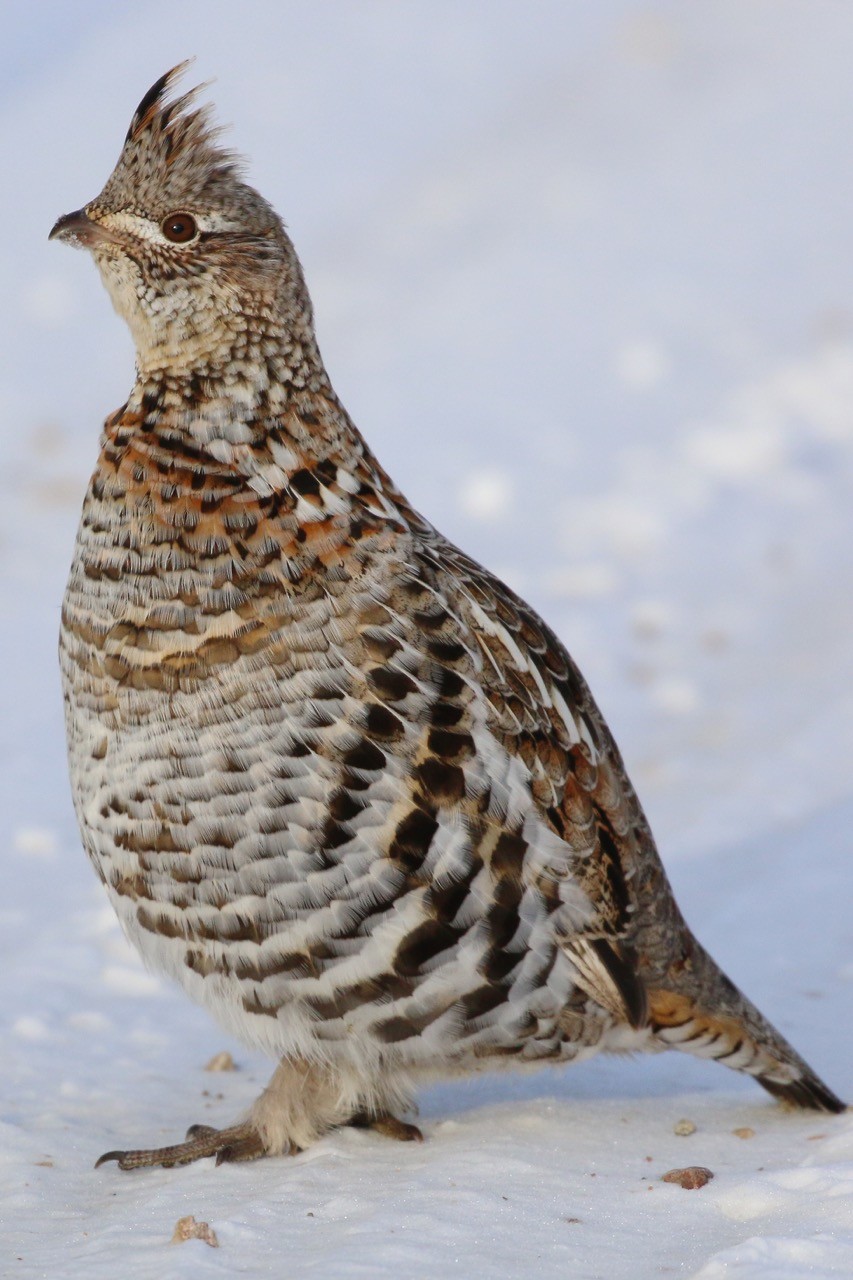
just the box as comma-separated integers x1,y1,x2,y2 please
2,3,852,1277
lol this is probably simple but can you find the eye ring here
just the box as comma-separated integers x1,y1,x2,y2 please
161,212,198,244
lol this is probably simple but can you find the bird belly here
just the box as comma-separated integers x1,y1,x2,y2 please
61,650,610,1072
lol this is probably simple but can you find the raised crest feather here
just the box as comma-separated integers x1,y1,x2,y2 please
124,64,188,143
96,62,244,215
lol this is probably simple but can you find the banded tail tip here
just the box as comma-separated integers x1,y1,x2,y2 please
758,1072,846,1115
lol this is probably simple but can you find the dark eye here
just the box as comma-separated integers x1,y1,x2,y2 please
161,213,198,243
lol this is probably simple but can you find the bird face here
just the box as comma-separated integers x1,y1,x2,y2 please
50,64,300,378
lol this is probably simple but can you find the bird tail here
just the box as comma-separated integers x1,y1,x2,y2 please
646,941,845,1113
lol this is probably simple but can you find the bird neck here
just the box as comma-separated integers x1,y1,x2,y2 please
106,304,424,536
121,296,355,452
131,307,330,410
94,361,425,589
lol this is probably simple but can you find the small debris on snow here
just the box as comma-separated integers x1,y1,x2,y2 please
673,1118,697,1136
204,1050,237,1072
170,1216,219,1248
733,1127,756,1140
661,1166,715,1190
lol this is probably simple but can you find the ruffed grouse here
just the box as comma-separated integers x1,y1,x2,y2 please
51,66,844,1170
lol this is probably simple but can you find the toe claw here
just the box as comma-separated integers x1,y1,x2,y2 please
377,1117,424,1143
350,1112,425,1143
94,1150,124,1169
215,1132,266,1164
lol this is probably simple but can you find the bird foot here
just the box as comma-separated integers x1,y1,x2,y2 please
95,1105,423,1171
349,1111,424,1143
95,1120,267,1170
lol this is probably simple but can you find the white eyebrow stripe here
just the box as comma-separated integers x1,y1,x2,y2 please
97,209,227,244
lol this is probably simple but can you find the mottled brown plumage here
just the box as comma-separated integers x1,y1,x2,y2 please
52,66,843,1171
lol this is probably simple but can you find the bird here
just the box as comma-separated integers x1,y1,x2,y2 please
51,65,844,1171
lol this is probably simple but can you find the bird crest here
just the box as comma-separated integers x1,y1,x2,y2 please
95,62,244,216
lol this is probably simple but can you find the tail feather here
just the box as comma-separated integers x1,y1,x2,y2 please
647,959,845,1114
757,1073,846,1115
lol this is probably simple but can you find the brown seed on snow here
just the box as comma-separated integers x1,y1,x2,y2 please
661,1166,714,1190
732,1127,755,1140
673,1118,697,1136
170,1216,219,1247
204,1050,236,1072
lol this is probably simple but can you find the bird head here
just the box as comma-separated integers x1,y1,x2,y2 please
50,64,314,387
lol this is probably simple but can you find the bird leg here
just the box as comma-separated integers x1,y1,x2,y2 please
95,1121,267,1170
95,1057,423,1170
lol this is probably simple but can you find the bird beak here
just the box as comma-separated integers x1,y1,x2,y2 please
49,208,107,249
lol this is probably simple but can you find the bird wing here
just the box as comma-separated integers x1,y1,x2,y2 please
351,524,652,1031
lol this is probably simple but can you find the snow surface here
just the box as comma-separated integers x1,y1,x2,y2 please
2,3,852,1277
